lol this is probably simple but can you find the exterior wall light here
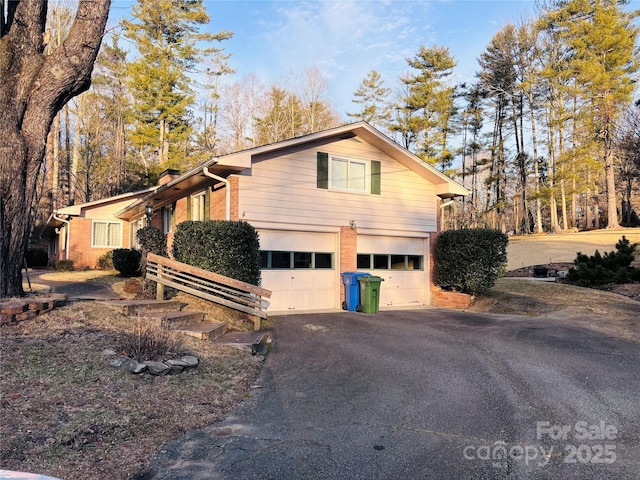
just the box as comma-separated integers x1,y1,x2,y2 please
145,203,153,226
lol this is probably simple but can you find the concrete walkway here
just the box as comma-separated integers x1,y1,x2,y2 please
23,269,120,301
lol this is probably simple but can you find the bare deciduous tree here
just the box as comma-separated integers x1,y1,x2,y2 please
0,0,111,297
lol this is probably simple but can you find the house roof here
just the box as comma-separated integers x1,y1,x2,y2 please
117,122,469,221
41,187,157,236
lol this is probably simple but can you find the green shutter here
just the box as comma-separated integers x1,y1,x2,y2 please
317,152,328,189
170,203,177,230
371,160,381,195
186,194,192,220
204,188,211,219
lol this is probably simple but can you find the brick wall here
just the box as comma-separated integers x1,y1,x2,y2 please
339,226,357,304
229,176,239,221
174,197,188,224
67,218,133,269
211,187,226,220
431,288,474,309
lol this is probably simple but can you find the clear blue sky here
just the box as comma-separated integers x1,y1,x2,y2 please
108,0,636,119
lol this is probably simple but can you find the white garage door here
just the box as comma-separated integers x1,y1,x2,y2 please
259,231,338,312
357,235,428,307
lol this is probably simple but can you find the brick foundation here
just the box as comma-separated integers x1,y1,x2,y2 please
431,288,474,309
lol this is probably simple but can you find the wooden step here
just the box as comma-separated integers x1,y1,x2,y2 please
99,299,183,316
215,331,268,354
176,322,228,341
141,310,206,330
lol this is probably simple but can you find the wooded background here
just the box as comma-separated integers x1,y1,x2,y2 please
33,0,640,234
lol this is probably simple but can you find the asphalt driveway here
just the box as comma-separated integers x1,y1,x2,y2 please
145,309,639,480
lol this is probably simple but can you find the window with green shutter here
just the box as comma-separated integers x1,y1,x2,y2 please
317,151,381,195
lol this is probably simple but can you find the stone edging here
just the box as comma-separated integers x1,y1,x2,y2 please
104,350,200,376
0,295,68,325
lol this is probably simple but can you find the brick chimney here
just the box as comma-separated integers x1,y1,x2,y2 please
158,169,181,186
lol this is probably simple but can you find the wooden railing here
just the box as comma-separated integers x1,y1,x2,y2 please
146,253,271,330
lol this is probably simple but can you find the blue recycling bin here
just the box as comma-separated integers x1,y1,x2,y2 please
341,272,371,311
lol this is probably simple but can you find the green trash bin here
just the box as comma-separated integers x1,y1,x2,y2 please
357,276,384,313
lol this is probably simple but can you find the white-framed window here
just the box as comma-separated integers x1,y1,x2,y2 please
162,205,173,234
330,156,369,193
131,218,145,248
92,220,122,248
192,192,206,221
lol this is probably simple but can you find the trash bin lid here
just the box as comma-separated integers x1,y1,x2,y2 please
342,272,371,283
358,275,384,283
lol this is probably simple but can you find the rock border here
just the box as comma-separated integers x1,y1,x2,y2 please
105,350,200,376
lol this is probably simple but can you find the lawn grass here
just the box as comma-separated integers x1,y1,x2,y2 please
0,302,262,480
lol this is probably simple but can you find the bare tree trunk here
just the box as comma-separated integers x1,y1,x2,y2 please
0,0,111,298
604,148,620,228
50,114,61,212
548,126,560,232
70,96,82,205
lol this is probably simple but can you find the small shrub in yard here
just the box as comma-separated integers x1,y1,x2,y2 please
117,318,176,362
112,248,142,277
55,259,74,271
97,250,114,269
25,248,48,267
567,236,640,286
434,228,509,295
173,220,261,285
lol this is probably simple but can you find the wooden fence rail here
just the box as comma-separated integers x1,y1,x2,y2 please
146,253,271,329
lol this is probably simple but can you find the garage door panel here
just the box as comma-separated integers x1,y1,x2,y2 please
358,235,428,307
259,230,338,311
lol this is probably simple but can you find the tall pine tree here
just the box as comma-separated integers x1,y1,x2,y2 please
122,0,232,173
540,0,639,228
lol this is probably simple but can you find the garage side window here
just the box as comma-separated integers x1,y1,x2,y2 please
357,254,423,270
261,251,334,269
92,220,122,248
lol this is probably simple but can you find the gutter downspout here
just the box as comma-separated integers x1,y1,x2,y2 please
203,165,230,221
52,213,71,260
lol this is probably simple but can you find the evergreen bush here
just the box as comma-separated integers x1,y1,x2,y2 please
55,259,75,272
136,226,167,297
112,248,142,277
172,220,261,285
136,226,167,258
567,236,639,286
434,228,508,295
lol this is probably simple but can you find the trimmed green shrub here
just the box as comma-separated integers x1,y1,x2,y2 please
136,226,167,297
97,251,114,270
55,259,75,272
25,248,48,267
434,228,509,295
136,226,167,257
173,220,261,285
112,248,142,277
567,236,639,286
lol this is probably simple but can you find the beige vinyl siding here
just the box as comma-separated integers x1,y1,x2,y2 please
239,138,437,233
